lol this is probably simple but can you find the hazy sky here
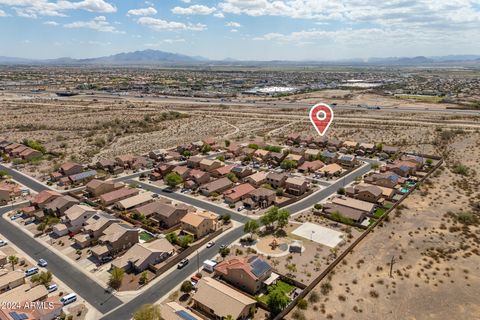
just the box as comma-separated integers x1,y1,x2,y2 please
1,0,479,60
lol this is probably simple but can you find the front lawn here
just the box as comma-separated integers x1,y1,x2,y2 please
257,280,294,304
373,208,386,218
139,231,155,242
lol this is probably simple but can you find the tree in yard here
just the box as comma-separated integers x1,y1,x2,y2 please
337,187,346,195
182,150,192,157
267,287,290,316
164,172,183,188
201,144,212,154
139,271,148,285
243,220,259,240
219,247,230,259
280,159,297,170
133,304,163,320
370,163,380,170
226,172,238,183
8,255,18,270
216,155,225,162
224,140,231,147
180,280,193,294
426,158,433,166
224,316,234,320
0,170,7,179
31,271,53,286
165,232,178,245
276,208,290,229
108,267,125,290
222,214,231,224
177,235,193,248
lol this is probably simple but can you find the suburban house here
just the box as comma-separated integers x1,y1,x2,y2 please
345,184,383,203
199,159,223,172
243,188,276,209
214,255,273,295
148,149,168,161
244,171,267,187
210,164,234,178
114,193,153,211
321,150,337,164
304,148,320,161
285,177,308,196
181,211,218,239
187,169,211,186
133,201,189,228
86,179,124,197
402,155,424,169
199,177,234,196
43,195,79,217
0,182,21,205
172,166,190,180
383,146,399,155
31,190,61,209
73,212,121,248
332,197,376,214
298,160,324,173
53,204,97,236
285,153,304,165
266,172,287,188
364,172,402,188
91,223,139,259
385,160,417,176
253,149,270,161
343,140,358,150
186,156,203,168
223,183,256,204
359,143,375,153
115,155,135,169
100,187,139,206
231,166,254,179
318,163,343,177
266,152,285,166
193,277,256,320
59,162,83,176
111,238,175,273
0,270,25,294
337,154,356,167
323,203,366,223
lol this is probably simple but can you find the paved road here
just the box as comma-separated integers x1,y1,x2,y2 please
0,205,123,313
101,226,244,320
0,164,52,193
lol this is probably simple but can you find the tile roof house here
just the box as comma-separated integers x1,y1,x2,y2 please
332,197,376,213
210,164,235,178
231,166,254,179
193,277,256,320
285,177,308,196
285,153,304,165
73,212,120,248
0,270,25,293
199,159,223,172
43,195,79,217
304,148,320,160
243,187,276,209
364,172,403,188
345,184,383,203
91,223,139,259
186,156,204,168
186,169,211,186
337,154,356,167
172,166,190,180
62,204,97,233
244,171,267,187
134,201,189,228
32,190,61,209
59,162,83,176
114,193,153,211
323,203,366,223
111,238,175,272
298,160,325,173
321,150,338,164
223,183,256,204
100,187,139,206
214,255,273,295
318,163,343,177
86,179,124,197
181,211,218,239
266,172,287,188
199,177,234,196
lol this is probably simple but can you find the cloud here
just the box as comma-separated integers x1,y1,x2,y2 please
44,20,59,26
138,17,207,31
127,7,157,16
213,12,225,18
0,0,116,18
226,21,241,27
145,38,186,47
0,9,6,16
64,15,122,33
179,0,191,3
172,5,216,15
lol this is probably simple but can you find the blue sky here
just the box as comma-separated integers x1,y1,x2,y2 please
0,0,479,60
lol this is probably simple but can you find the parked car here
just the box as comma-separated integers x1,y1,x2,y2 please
38,259,48,267
24,218,35,225
152,193,159,198
25,267,39,276
10,213,22,221
100,256,113,263
177,258,189,269
47,284,58,293
237,206,245,212
0,240,7,247
206,241,215,248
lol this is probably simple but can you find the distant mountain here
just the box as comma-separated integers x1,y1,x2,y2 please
0,50,479,66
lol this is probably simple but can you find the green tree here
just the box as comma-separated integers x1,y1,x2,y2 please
276,209,290,229
247,143,259,150
177,235,193,248
182,150,192,157
139,271,148,285
201,144,212,154
31,271,53,286
224,140,231,147
216,155,225,162
280,159,297,170
8,255,18,270
260,207,278,229
337,187,346,195
222,214,231,224
243,220,259,239
180,280,193,294
267,287,290,316
164,172,183,188
133,304,163,320
108,267,125,290
226,172,238,183
425,158,433,166
0,170,8,179
219,247,230,258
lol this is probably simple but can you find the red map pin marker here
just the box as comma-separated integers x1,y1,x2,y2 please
309,103,334,136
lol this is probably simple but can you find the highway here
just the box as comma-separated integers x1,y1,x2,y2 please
0,205,123,313
0,161,371,319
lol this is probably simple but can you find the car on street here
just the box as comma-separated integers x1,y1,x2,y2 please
219,244,227,250
206,241,215,248
38,259,48,267
0,240,7,247
177,258,189,269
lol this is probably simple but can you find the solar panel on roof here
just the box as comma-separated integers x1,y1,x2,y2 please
9,312,28,320
175,310,197,320
250,257,271,277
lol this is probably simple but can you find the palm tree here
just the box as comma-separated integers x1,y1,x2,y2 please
8,255,18,270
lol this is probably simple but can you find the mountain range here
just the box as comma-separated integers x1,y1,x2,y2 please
0,50,479,66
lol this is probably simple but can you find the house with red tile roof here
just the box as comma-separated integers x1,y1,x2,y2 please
223,183,256,204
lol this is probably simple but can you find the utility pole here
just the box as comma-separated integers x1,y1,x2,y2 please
389,256,396,278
